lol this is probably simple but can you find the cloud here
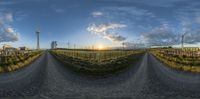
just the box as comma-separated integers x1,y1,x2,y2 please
123,40,146,48
141,24,180,46
108,7,154,17
0,12,14,24
0,0,56,5
174,5,200,44
4,13,13,22
53,8,65,13
195,17,200,24
0,12,19,43
0,27,19,42
133,0,187,7
87,23,127,42
0,1,18,5
87,23,126,33
101,0,188,7
102,6,155,20
103,33,126,42
88,1,200,47
5,27,15,33
182,29,200,44
95,6,158,30
92,11,104,17
50,4,66,14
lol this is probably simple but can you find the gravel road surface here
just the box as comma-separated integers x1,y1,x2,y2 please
0,52,47,98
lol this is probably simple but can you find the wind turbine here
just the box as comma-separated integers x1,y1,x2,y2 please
67,42,70,49
181,33,187,48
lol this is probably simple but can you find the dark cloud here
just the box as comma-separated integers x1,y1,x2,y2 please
141,24,180,46
184,30,200,44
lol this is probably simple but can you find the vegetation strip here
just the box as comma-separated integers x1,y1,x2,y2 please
0,51,43,73
50,50,144,76
150,48,200,73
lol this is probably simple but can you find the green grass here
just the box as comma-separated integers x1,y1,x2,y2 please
150,48,200,73
50,50,144,76
0,51,43,73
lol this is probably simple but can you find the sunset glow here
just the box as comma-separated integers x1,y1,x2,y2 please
97,44,104,50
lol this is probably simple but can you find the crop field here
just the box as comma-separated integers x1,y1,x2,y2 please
150,48,200,72
0,50,43,73
51,49,145,75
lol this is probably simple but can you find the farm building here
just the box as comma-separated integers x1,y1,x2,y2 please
19,47,29,51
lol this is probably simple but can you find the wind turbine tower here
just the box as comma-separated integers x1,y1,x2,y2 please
181,33,187,48
36,30,40,50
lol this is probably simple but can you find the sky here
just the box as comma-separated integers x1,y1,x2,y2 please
1,0,200,49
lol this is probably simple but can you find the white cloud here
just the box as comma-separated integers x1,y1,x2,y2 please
92,11,104,17
0,12,19,42
87,23,126,42
87,23,126,34
5,27,15,33
103,33,126,42
0,27,19,42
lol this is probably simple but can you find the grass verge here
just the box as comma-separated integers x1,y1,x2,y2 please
151,52,200,73
50,51,144,76
0,52,43,73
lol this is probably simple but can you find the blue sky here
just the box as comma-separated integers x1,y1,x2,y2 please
1,0,200,49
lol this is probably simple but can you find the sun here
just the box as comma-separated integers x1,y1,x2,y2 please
97,44,104,50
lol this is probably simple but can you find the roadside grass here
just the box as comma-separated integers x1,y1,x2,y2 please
50,50,144,76
0,51,43,73
150,48,200,73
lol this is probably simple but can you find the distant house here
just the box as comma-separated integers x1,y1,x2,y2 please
19,47,29,51
3,44,12,50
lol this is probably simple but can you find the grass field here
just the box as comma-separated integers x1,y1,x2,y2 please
150,48,200,73
50,49,145,76
0,50,43,73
